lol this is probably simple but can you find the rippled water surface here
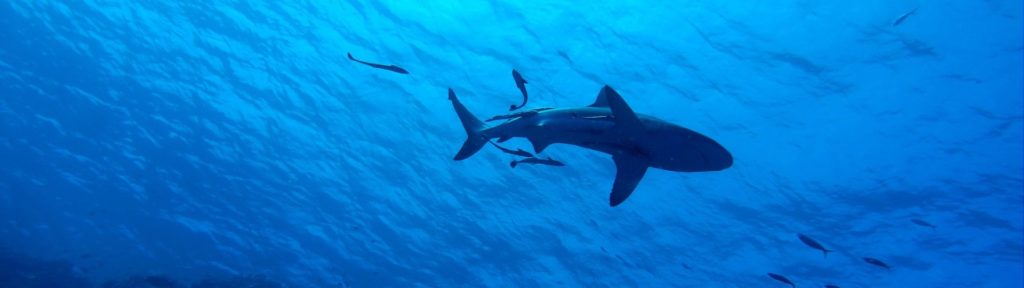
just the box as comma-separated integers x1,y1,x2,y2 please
0,1,1021,287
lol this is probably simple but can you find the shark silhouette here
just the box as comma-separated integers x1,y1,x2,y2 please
448,85,732,207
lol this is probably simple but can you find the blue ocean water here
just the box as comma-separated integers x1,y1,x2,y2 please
1,1,1022,287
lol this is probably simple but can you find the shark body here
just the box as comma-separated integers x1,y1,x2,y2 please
448,85,732,207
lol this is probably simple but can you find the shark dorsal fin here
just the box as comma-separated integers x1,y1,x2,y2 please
588,88,610,107
600,86,644,131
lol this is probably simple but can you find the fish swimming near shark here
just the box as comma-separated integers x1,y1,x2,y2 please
347,52,409,74
798,234,833,258
767,273,796,288
509,69,529,110
486,107,553,122
911,219,937,230
892,8,918,27
448,85,732,207
490,141,534,158
510,157,565,168
863,257,891,270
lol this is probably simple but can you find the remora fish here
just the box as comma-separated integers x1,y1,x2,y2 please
347,52,409,74
510,157,565,168
510,69,529,110
490,141,534,158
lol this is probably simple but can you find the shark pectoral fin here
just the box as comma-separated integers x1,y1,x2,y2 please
609,154,649,207
601,86,644,132
497,135,512,143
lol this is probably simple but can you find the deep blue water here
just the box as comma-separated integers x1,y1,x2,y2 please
1,1,1022,287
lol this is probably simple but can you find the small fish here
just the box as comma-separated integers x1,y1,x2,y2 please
911,219,937,230
892,8,918,27
510,157,565,168
682,263,692,270
347,52,409,74
767,273,796,288
489,141,534,158
509,69,529,111
824,285,841,288
557,50,573,62
863,257,891,270
798,234,833,258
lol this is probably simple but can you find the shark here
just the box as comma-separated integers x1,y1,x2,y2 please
448,85,732,207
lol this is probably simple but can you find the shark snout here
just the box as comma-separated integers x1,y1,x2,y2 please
703,139,733,171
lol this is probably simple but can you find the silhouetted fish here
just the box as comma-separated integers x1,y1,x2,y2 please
798,234,833,258
486,107,553,122
863,257,891,270
767,273,796,288
824,285,840,288
557,50,573,62
911,219,937,230
489,141,534,158
509,69,529,111
892,8,918,27
510,157,565,168
347,52,409,74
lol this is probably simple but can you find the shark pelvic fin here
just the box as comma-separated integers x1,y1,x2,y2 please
529,138,554,154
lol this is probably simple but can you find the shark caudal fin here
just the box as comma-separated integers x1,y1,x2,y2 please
449,88,488,160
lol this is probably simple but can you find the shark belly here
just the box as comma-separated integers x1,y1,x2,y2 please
486,111,731,173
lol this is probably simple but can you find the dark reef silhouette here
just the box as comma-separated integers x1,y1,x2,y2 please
0,249,285,288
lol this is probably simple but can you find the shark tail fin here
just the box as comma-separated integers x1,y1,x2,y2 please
449,88,488,160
